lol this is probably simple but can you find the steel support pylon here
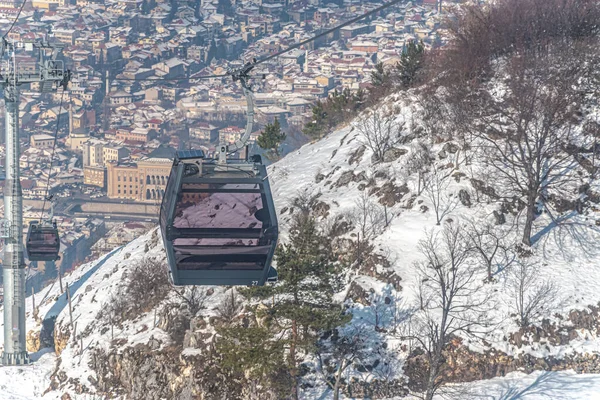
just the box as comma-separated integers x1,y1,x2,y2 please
0,40,69,365
1,84,28,365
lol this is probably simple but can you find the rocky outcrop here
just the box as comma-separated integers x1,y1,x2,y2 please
54,322,72,356
89,344,183,399
349,145,366,165
336,170,367,187
345,378,409,399
405,304,600,391
371,181,410,207
26,329,41,352
383,147,408,163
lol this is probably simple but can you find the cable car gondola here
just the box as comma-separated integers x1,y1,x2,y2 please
26,220,60,261
160,150,278,286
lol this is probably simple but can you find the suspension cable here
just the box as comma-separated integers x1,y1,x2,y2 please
114,0,407,83
116,73,228,82
2,0,27,39
254,0,408,66
39,89,65,221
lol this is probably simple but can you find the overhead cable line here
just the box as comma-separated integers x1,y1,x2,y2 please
39,88,65,221
116,0,407,82
254,0,408,66
2,0,27,39
117,73,228,82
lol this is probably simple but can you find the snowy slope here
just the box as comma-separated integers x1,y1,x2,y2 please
1,92,600,398
432,370,600,400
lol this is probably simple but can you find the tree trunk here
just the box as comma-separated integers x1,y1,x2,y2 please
424,352,442,400
291,319,299,400
522,195,537,246
333,359,345,400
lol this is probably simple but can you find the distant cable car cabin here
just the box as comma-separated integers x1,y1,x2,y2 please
26,220,60,261
160,149,278,286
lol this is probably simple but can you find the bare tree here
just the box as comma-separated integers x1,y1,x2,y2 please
405,140,434,196
459,46,590,246
352,191,387,242
356,105,405,163
173,286,206,317
216,289,241,322
317,326,369,400
464,218,512,281
126,257,171,314
402,224,490,400
423,167,459,225
505,259,558,327
351,191,387,262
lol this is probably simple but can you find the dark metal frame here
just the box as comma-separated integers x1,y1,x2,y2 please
25,220,60,262
160,154,278,286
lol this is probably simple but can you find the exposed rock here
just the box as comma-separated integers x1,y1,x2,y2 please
470,178,499,199
443,142,460,154
382,147,408,163
315,173,325,183
346,281,372,305
26,329,41,352
586,189,600,204
335,170,366,187
493,210,506,225
374,169,388,179
405,303,600,391
458,189,472,207
453,171,466,182
371,181,409,207
349,145,366,165
312,201,331,218
345,378,409,399
330,217,352,237
404,194,417,209
549,197,580,214
54,323,71,356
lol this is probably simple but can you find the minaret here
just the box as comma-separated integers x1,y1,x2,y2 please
304,49,309,73
69,103,73,137
105,69,110,96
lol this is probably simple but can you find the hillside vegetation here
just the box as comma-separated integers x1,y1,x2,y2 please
3,0,600,399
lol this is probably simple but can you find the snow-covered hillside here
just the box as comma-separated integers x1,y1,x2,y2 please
1,87,600,398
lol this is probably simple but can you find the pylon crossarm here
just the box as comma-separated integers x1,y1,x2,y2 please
0,219,11,238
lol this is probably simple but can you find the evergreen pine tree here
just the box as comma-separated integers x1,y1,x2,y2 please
216,325,290,396
217,0,233,16
370,62,390,87
302,100,327,139
168,0,177,21
216,41,227,60
141,0,150,14
397,40,425,88
353,88,366,111
257,118,286,159
206,39,217,63
247,213,349,400
98,50,104,71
